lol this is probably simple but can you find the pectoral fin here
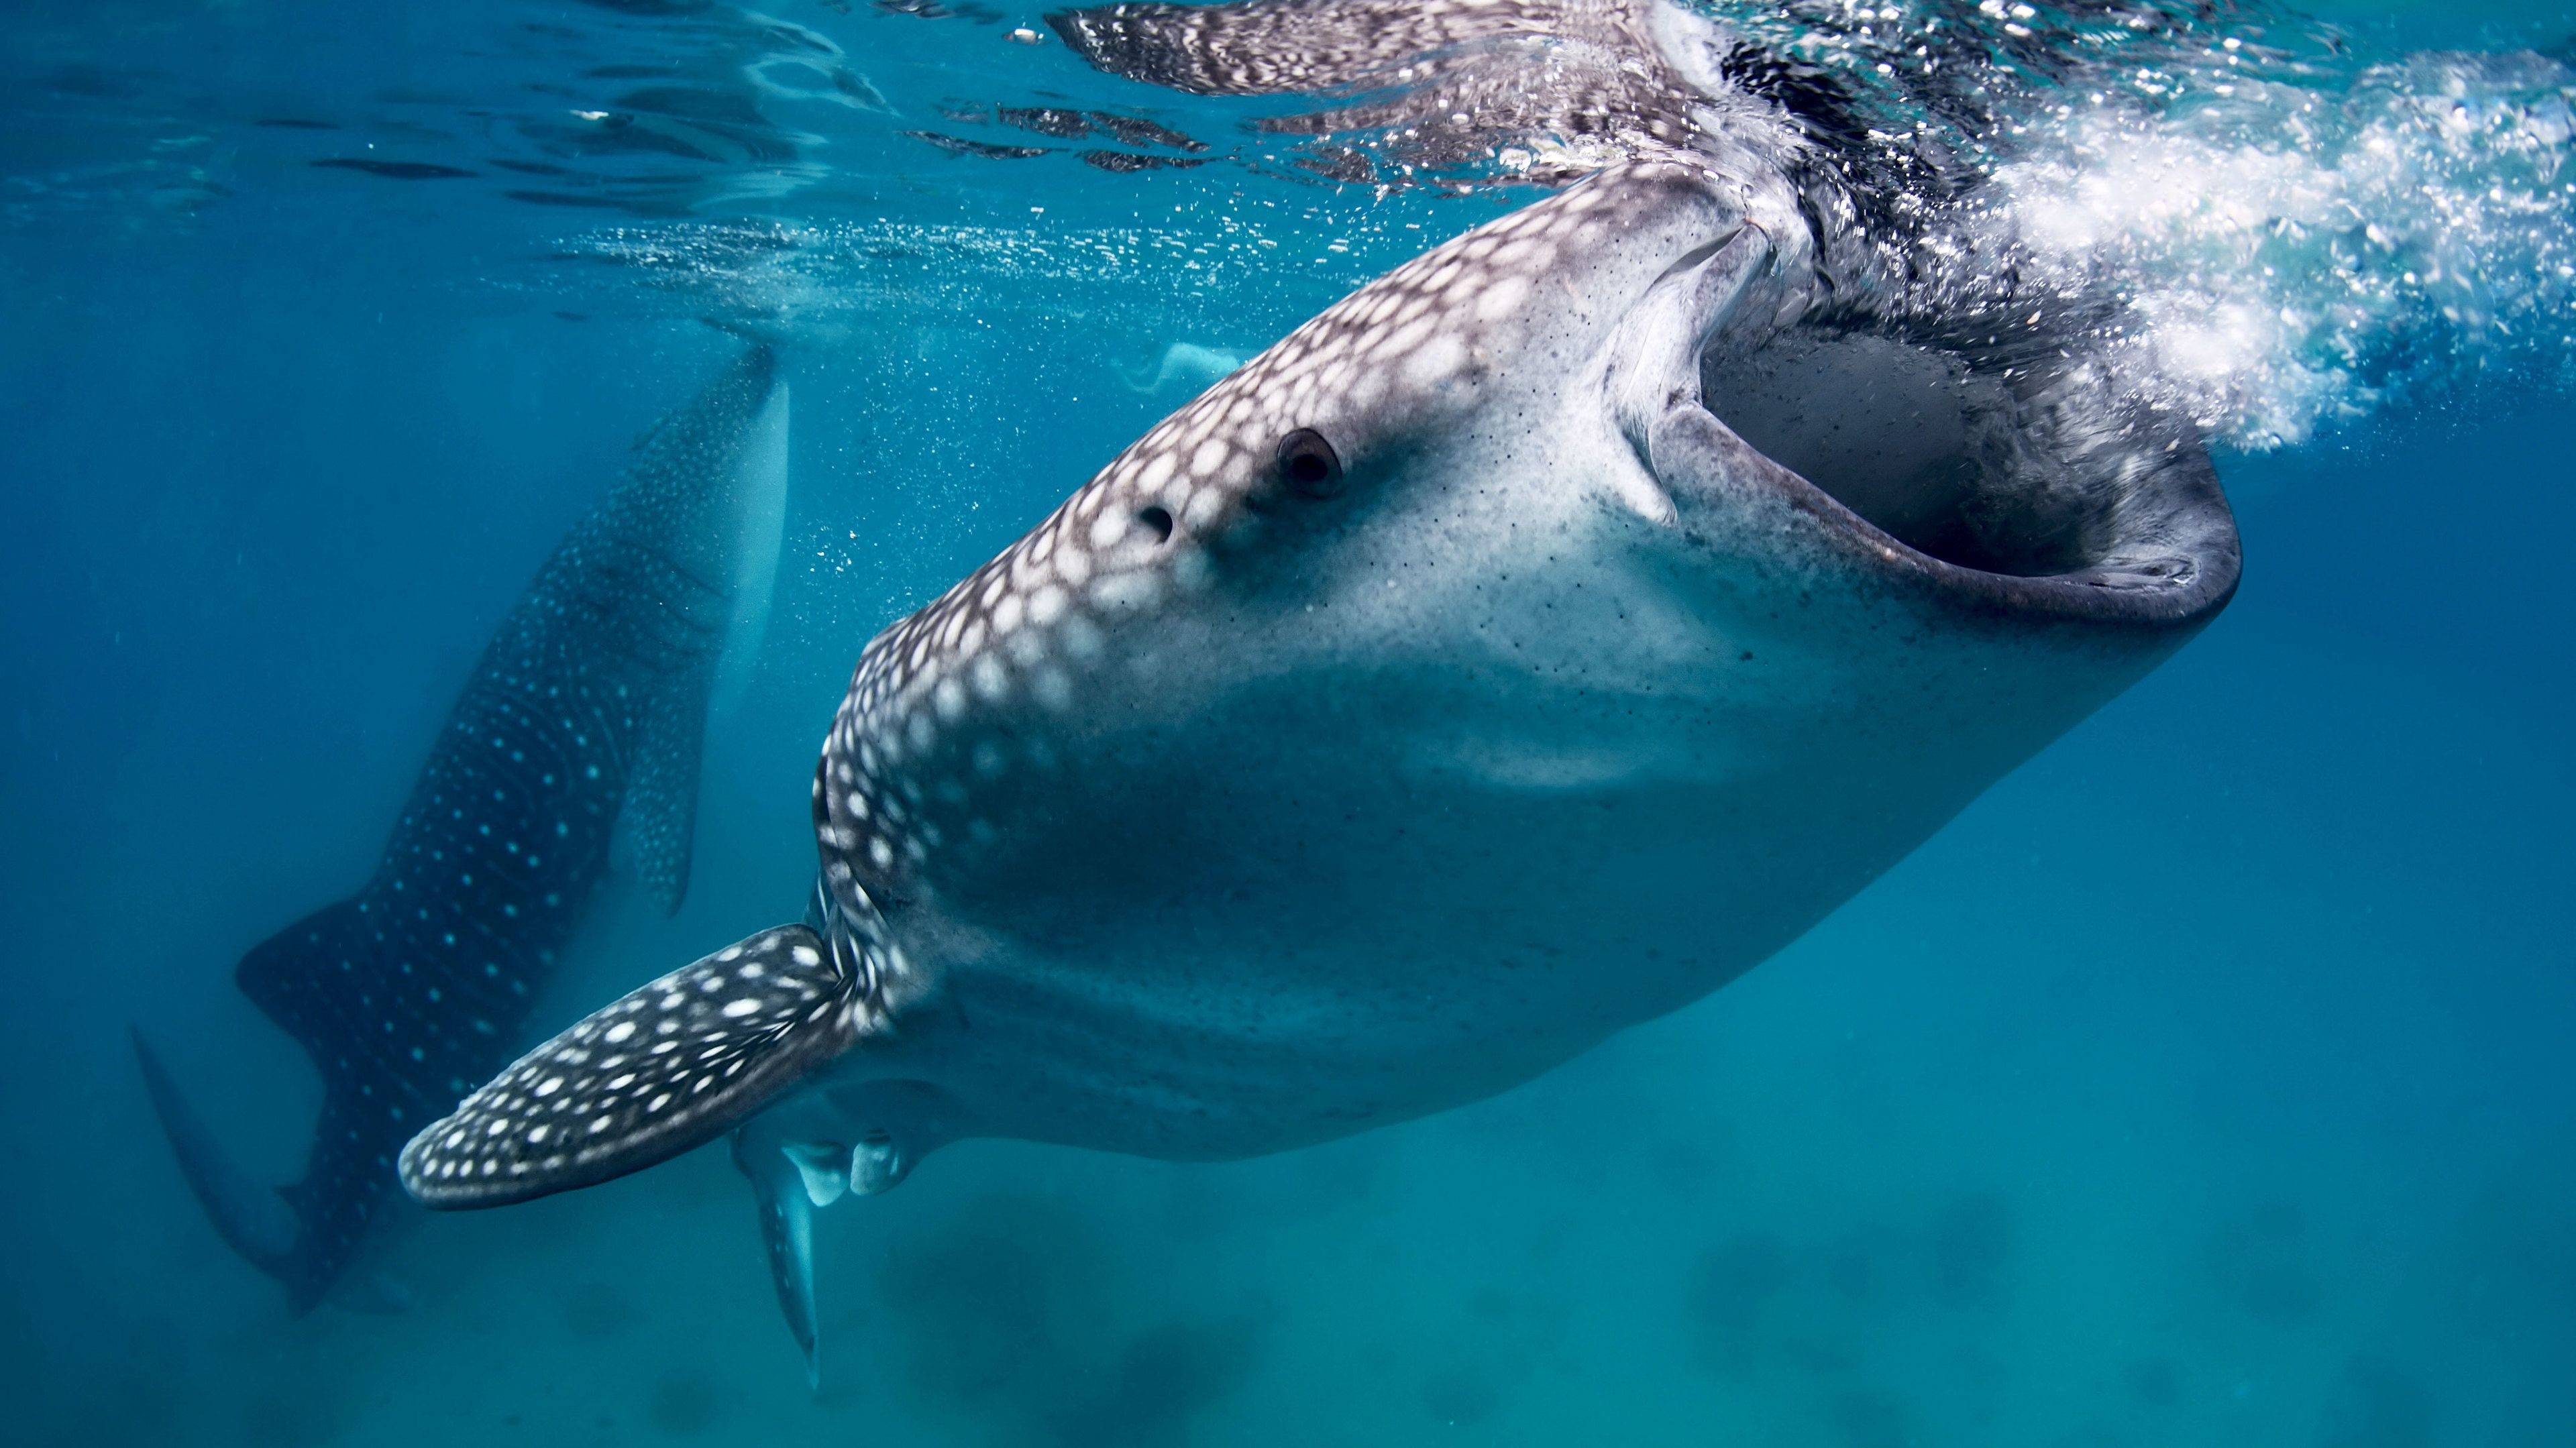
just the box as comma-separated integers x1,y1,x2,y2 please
398,924,861,1209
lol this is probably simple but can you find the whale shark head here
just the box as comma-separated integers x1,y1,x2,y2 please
826,160,2237,919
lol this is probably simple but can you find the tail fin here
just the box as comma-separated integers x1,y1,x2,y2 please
131,1028,301,1286
227,900,447,1311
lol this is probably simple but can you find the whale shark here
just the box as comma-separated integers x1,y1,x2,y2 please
139,343,789,1313
401,135,2240,1380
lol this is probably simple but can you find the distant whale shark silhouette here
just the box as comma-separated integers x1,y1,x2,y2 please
138,343,788,1312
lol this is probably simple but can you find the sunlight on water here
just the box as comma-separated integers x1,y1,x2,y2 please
488,0,2576,460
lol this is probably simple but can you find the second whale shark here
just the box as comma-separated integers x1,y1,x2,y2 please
138,343,789,1312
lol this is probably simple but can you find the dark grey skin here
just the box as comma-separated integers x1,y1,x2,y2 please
402,159,2237,1382
139,345,787,1313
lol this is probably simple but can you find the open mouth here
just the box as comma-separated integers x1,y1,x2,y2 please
1695,323,2242,624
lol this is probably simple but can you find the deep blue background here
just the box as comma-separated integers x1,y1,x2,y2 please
2,1,2571,1444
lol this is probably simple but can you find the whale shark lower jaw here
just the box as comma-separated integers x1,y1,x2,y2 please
405,162,2237,1376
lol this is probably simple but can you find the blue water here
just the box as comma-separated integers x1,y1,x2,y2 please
4,1,2573,1443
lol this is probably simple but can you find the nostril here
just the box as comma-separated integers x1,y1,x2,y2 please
1136,504,1175,544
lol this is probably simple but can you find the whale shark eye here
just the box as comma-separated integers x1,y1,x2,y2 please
1275,429,1342,499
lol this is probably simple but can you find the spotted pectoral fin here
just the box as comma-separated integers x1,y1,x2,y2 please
398,924,862,1209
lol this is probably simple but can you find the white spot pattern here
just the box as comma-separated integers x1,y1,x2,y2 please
802,165,1705,924
398,924,869,1207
